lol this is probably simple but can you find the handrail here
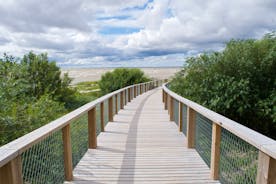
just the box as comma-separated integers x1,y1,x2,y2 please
0,80,163,169
162,83,276,183
163,84,276,159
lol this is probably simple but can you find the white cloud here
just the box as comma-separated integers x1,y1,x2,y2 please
0,0,275,67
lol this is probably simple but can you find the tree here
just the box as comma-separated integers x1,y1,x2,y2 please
21,52,75,104
98,68,150,95
170,32,276,139
0,52,74,145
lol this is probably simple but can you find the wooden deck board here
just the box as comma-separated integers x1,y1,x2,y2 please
65,88,220,184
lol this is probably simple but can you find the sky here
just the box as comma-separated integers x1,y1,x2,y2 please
0,0,275,68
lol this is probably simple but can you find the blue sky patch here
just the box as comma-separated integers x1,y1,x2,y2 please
122,0,153,11
99,26,140,35
97,15,131,21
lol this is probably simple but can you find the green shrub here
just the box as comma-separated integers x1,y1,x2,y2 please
98,68,150,95
170,32,276,139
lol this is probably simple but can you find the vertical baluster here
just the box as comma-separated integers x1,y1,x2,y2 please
125,89,127,105
115,94,118,114
128,88,131,102
210,123,221,180
134,86,136,98
120,91,124,109
187,107,196,148
0,156,23,184
62,124,73,181
178,102,183,132
162,89,165,102
256,151,276,184
100,102,104,132
88,107,97,148
170,96,174,121
108,97,113,122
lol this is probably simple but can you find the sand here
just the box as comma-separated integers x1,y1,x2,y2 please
61,67,181,84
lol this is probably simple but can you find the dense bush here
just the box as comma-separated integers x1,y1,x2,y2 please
98,68,150,95
170,33,276,139
0,52,76,145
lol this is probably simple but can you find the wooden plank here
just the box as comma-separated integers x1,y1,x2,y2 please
0,81,161,168
62,124,73,181
100,102,104,132
187,107,196,148
70,89,220,184
178,101,183,132
108,97,113,122
0,156,23,184
88,108,97,149
210,123,221,180
256,151,276,184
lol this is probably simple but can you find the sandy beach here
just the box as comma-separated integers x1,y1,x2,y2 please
61,67,181,84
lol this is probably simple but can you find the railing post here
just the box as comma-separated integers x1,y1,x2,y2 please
140,85,142,94
130,87,133,100
143,84,145,93
100,102,104,132
88,107,97,148
0,156,23,184
210,123,221,180
125,90,127,105
165,92,168,110
178,102,183,132
62,124,73,181
170,96,174,121
134,86,136,98
128,88,131,102
256,151,276,184
115,94,118,114
162,89,165,102
187,107,196,148
108,97,113,122
120,91,124,109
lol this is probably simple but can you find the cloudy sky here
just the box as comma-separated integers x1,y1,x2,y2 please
0,0,275,68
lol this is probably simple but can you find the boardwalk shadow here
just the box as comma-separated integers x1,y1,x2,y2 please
117,90,157,184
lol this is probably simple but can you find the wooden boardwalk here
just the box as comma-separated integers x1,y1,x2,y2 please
66,88,220,184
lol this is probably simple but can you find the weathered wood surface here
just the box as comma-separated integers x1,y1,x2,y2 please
163,84,276,159
65,88,220,184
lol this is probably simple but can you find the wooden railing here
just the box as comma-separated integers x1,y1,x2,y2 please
0,80,164,184
162,84,276,184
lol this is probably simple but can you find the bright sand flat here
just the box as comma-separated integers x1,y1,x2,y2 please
61,68,181,84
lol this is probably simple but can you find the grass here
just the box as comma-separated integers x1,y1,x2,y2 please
73,81,100,92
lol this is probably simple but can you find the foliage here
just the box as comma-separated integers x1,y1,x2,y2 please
170,32,276,139
21,52,76,106
98,68,150,95
73,81,99,92
0,52,96,145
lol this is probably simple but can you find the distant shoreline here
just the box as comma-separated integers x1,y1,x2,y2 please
59,66,182,69
61,67,181,84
